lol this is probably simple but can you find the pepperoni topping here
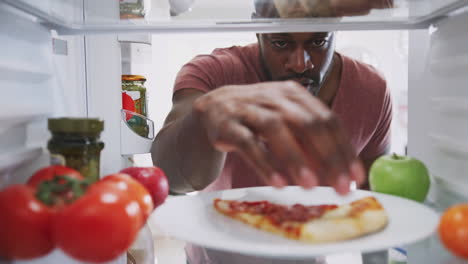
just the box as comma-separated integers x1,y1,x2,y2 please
220,199,338,225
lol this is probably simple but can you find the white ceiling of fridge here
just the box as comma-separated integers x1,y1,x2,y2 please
2,0,468,34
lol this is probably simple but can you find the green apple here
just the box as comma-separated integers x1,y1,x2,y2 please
369,153,431,202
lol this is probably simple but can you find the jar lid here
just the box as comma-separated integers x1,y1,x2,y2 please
122,75,146,81
48,118,104,135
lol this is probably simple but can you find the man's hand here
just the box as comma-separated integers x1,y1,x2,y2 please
270,0,394,18
330,0,394,16
192,81,365,194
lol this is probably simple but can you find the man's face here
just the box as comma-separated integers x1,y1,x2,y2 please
257,32,336,92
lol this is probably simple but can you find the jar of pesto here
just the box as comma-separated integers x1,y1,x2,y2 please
47,118,105,183
122,75,150,138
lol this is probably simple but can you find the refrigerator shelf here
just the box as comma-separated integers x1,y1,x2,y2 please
0,63,52,83
2,0,468,35
0,63,51,83
430,134,468,157
0,147,42,186
0,110,48,135
431,97,468,115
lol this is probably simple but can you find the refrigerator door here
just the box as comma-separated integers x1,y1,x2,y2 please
408,7,468,264
2,0,468,34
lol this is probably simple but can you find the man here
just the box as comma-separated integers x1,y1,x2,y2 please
152,0,393,263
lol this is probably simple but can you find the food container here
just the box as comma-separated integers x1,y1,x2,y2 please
122,75,150,138
47,118,105,183
122,75,147,117
120,0,145,19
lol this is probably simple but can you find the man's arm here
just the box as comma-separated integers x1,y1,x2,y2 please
151,89,226,194
270,0,393,18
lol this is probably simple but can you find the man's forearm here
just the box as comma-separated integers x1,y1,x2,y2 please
151,110,226,194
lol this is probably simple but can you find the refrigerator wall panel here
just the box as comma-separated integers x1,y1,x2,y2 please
0,3,86,187
408,8,468,264
409,9,468,205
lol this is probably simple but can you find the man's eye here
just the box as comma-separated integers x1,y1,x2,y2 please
310,39,327,48
271,40,288,49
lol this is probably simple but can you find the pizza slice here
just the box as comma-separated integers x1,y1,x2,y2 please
213,196,388,243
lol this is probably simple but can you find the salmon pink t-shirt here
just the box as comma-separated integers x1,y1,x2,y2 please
174,43,392,193
174,43,392,264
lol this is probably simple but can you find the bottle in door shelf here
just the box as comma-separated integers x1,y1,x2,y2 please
120,0,145,19
122,75,150,138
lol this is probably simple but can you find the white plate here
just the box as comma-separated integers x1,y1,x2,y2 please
152,186,439,259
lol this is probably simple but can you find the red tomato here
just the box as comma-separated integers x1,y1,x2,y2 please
53,183,143,263
120,166,169,208
0,185,54,260
99,173,154,221
27,165,83,188
438,204,468,259
122,92,135,121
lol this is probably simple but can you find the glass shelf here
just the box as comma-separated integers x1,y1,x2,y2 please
2,0,468,34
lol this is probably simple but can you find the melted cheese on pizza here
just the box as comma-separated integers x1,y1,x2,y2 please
213,196,388,243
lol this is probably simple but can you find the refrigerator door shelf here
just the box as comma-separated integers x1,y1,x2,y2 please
121,110,155,156
3,0,468,35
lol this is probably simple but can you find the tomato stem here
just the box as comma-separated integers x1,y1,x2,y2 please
36,176,90,206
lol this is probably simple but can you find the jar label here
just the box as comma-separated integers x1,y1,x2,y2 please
125,91,145,116
50,154,66,166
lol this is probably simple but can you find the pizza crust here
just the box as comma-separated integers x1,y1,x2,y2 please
302,209,388,243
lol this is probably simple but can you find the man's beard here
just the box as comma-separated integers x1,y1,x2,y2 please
306,63,334,96
307,81,321,96
277,65,332,96
258,47,333,96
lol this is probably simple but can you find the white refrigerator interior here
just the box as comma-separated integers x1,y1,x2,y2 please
407,9,468,264
1,0,468,263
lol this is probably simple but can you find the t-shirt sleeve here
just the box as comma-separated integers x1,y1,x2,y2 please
173,53,230,93
360,84,392,159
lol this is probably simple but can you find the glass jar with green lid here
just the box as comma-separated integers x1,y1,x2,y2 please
122,75,147,117
47,118,105,183
122,75,150,138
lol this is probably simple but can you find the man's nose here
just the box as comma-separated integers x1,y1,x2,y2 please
286,48,313,74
